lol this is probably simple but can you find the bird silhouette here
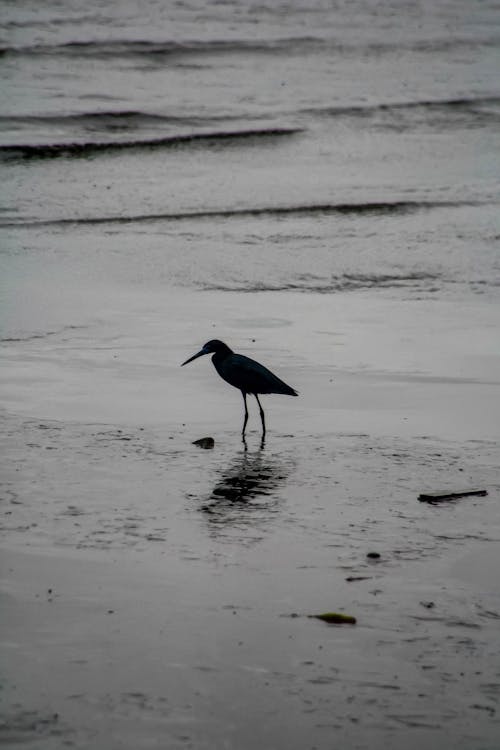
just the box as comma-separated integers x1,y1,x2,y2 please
181,339,298,438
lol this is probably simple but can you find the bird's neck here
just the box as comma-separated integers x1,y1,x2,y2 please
211,344,233,365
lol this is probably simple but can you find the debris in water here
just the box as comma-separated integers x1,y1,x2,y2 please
366,552,381,559
420,601,435,609
309,612,357,625
192,437,215,449
418,489,487,504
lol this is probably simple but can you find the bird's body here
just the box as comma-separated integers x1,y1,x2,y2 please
181,339,297,437
212,347,297,397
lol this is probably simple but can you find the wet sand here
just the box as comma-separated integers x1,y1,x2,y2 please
1,289,500,749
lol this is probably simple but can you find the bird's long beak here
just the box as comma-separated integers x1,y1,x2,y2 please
181,347,208,366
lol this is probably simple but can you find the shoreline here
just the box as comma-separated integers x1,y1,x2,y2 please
1,288,500,748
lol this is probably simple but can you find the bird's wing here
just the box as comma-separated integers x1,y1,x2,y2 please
218,354,296,395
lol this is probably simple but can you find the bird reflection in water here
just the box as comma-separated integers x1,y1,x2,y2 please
200,441,292,536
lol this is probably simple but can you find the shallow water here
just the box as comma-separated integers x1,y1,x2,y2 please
1,0,500,320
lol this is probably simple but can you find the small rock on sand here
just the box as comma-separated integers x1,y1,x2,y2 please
192,437,215,449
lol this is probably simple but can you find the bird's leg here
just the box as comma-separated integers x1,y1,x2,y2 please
255,394,266,436
241,391,249,438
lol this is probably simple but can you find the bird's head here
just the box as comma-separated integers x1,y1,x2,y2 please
181,339,232,366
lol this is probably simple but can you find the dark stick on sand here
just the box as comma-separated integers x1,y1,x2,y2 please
418,489,488,504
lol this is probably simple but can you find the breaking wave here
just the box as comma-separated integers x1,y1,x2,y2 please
0,127,301,161
0,200,476,229
2,34,500,60
200,271,442,293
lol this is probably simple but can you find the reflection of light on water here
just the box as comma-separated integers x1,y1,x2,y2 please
199,443,293,540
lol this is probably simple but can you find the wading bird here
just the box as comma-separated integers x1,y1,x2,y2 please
181,340,298,438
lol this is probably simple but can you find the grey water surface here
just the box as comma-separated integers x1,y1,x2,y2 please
1,0,499,330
